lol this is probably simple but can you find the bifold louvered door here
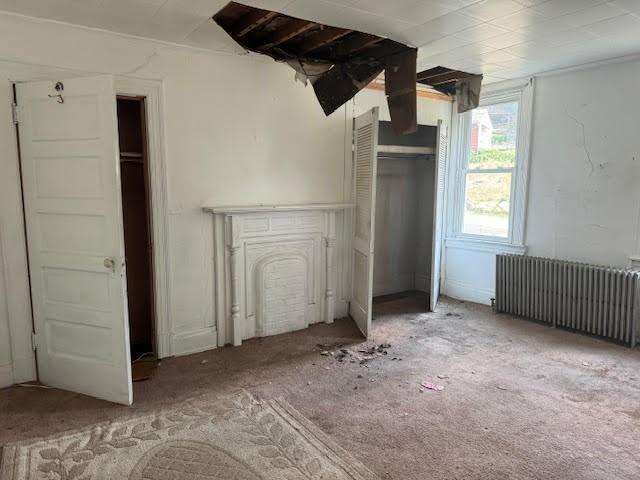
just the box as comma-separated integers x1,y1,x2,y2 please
431,120,447,312
350,107,379,338
496,254,639,347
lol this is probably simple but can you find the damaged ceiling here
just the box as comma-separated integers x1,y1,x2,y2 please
213,1,418,135
213,2,484,133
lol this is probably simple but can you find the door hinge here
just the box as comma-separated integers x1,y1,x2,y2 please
11,103,19,124
31,331,38,351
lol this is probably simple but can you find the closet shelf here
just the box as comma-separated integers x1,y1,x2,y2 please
120,151,143,158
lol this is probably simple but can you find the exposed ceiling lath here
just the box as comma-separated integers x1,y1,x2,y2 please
213,2,418,134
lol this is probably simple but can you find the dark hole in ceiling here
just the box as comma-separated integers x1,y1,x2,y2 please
213,3,484,131
213,1,418,134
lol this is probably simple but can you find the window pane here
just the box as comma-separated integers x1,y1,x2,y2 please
463,172,512,237
469,101,519,170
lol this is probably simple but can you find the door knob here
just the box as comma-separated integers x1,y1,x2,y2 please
104,257,117,273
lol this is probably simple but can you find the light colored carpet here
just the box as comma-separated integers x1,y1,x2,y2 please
1,390,377,480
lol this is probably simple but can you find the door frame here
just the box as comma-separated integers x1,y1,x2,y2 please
6,75,171,384
114,77,171,359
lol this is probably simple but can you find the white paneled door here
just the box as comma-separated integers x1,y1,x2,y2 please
350,107,379,338
431,120,448,312
16,76,133,405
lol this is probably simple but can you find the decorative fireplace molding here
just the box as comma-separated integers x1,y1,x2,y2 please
203,204,352,346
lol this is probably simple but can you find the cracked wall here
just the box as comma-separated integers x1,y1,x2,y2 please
526,58,640,267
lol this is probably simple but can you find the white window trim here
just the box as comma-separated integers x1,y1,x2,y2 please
445,77,534,254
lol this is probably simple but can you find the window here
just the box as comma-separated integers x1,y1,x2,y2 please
463,101,519,237
447,79,534,250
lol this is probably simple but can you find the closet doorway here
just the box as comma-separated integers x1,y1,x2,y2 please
116,96,156,377
372,121,438,315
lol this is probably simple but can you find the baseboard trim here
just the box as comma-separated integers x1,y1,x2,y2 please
0,363,13,388
173,326,218,356
443,279,493,306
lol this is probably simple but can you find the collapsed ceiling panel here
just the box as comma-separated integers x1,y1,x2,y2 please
417,66,483,113
213,2,418,134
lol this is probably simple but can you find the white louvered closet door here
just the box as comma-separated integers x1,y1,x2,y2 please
350,107,379,337
431,120,448,311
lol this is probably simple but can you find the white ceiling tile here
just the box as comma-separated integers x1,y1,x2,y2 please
183,18,246,52
417,34,471,57
152,6,206,41
530,0,606,18
350,0,452,23
479,30,535,48
400,10,483,45
561,2,629,28
492,8,546,29
511,0,547,6
460,0,525,21
543,27,599,46
162,0,229,17
503,39,552,57
338,7,415,36
608,0,640,13
518,15,575,34
454,22,510,42
236,0,296,10
476,48,520,63
585,13,640,36
281,0,348,25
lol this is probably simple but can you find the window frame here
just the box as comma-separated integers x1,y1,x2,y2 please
446,78,534,253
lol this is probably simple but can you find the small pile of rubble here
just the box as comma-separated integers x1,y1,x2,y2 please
317,342,397,364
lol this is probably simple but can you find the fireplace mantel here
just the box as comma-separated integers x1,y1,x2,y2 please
204,203,352,347
203,203,352,214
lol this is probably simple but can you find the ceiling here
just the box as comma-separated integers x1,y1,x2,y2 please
2,0,640,83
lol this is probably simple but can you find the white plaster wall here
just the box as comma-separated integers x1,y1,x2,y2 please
443,57,640,305
0,13,349,384
525,59,640,266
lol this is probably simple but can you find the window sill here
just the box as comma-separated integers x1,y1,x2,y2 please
445,236,527,255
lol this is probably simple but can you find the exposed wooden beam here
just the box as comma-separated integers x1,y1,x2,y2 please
416,66,450,81
296,26,352,55
365,79,450,101
332,33,384,57
425,71,475,85
229,9,278,38
257,19,316,50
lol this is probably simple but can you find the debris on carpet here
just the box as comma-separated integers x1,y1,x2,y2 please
420,380,445,391
316,342,396,364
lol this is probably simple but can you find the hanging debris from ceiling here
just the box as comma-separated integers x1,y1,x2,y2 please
417,67,483,113
213,2,418,134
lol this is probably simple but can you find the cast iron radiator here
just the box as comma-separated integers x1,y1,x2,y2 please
495,254,640,347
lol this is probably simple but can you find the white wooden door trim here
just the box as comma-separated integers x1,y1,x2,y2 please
114,77,172,359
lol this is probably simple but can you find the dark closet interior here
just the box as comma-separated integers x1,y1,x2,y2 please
116,97,155,361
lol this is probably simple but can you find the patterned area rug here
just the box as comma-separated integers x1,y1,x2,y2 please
1,390,377,480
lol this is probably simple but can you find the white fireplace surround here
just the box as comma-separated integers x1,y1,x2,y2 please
203,204,352,346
